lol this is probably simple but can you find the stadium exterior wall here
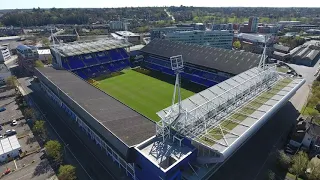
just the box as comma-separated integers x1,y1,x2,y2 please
35,69,133,161
222,78,305,159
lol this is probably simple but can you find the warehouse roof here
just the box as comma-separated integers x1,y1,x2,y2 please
140,39,261,75
36,67,155,147
273,44,290,53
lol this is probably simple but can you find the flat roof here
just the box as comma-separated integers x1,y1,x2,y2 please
0,36,21,41
50,39,132,57
37,67,155,147
115,31,139,37
140,39,260,75
0,135,20,156
37,49,51,55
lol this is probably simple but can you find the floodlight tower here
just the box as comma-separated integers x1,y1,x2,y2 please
258,35,269,70
170,55,184,114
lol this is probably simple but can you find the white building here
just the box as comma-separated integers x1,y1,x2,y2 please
0,45,11,62
0,135,21,162
115,31,141,45
37,49,52,62
109,21,126,31
163,30,234,49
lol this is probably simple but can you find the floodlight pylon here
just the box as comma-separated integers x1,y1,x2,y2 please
258,35,268,70
170,55,184,114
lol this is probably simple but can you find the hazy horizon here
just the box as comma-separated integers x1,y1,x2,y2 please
1,0,320,10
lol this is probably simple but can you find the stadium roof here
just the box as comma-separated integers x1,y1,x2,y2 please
36,67,155,147
140,39,261,75
157,67,305,159
51,39,132,57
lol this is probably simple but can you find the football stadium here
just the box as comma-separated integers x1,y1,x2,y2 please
35,38,305,180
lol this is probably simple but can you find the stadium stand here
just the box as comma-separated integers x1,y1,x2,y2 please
139,39,261,87
50,40,132,79
36,67,155,159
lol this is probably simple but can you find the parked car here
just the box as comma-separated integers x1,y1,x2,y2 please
0,125,2,130
0,107,6,112
11,120,17,126
4,129,16,137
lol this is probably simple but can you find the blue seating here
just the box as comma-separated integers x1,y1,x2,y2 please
109,49,123,60
68,56,86,69
119,48,129,59
83,54,99,66
97,52,111,63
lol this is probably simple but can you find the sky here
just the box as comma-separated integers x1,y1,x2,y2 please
1,0,320,9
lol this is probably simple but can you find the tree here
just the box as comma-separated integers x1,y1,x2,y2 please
233,40,241,49
58,165,76,180
24,107,35,119
34,60,44,68
267,170,276,180
42,38,50,46
6,76,18,88
47,56,53,65
45,140,62,163
289,151,309,179
32,120,46,138
277,150,292,169
306,158,320,180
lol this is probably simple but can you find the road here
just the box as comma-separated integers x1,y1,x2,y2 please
164,9,175,21
17,77,117,180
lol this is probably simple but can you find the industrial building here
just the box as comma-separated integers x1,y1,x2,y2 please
0,45,11,62
161,30,234,49
150,26,194,40
0,136,21,162
115,31,141,45
109,21,127,31
35,38,305,180
290,45,320,66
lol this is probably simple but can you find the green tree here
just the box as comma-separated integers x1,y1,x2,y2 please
32,120,46,138
42,38,50,46
6,76,18,88
47,56,53,64
58,165,76,180
24,107,35,119
289,151,309,179
34,60,44,68
307,158,320,180
233,40,241,49
277,150,292,169
45,140,62,163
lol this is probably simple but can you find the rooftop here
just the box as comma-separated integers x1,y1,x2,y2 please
37,49,51,55
50,39,132,57
115,31,139,37
0,36,21,41
0,135,21,156
36,67,155,147
157,66,305,159
140,39,260,75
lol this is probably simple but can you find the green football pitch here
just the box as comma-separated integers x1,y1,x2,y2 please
96,69,195,121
